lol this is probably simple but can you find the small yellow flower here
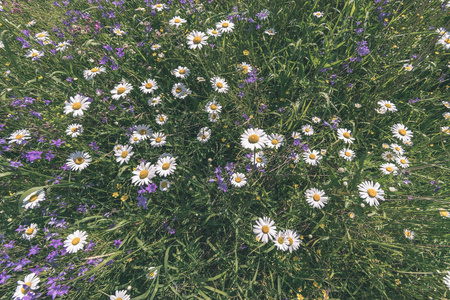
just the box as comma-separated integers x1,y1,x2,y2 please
243,50,249,56
320,223,325,229
121,195,128,202
395,279,401,285
38,76,43,80
297,294,304,300
153,53,157,56
5,62,10,66
256,196,261,200
112,192,119,198
294,184,299,189
221,138,226,142
313,281,320,288
117,184,122,190
9,191,15,196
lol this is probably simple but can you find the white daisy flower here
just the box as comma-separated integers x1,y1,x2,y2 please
444,112,450,120
169,16,186,27
186,30,208,50
83,66,106,80
148,96,162,107
303,149,322,166
64,230,88,253
150,132,167,147
273,231,289,251
216,20,234,33
292,131,301,139
441,126,450,135
129,133,144,144
339,148,355,161
377,100,397,112
437,27,447,36
8,129,31,145
26,20,36,27
357,181,385,207
55,41,70,51
159,179,170,191
283,230,302,253
110,290,130,300
67,151,92,171
151,44,162,51
267,133,284,149
205,100,222,114
113,27,125,35
403,63,414,71
208,113,220,123
64,94,90,117
14,273,40,299
132,162,157,186
337,128,355,144
135,7,146,11
396,156,410,168
240,128,269,150
197,77,206,82
264,28,276,35
251,152,268,168
380,163,398,176
134,124,152,140
140,79,158,94
22,223,39,241
146,267,158,279
444,271,450,290
437,33,450,50
114,145,134,165
381,151,396,162
26,49,44,59
237,62,253,74
172,66,190,79
312,116,321,123
391,123,413,143
206,28,222,38
111,81,133,100
230,172,247,188
34,31,48,40
65,123,83,138
313,11,324,18
22,189,45,210
152,3,167,11
355,103,361,108
197,127,211,143
210,76,229,93
440,209,450,218
390,143,404,155
376,107,387,114
305,188,328,209
171,83,191,99
156,114,168,125
302,124,314,136
404,229,414,240
253,216,277,243
382,143,389,149
155,156,177,177
442,101,450,108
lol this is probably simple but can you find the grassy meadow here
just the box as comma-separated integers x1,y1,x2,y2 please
0,0,450,299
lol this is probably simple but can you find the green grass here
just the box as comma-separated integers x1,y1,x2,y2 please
0,0,449,299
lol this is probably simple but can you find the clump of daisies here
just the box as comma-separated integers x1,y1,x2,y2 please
253,217,302,252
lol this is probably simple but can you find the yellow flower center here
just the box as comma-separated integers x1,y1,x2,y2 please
157,4,161,7
134,137,139,141
72,237,80,245
271,139,278,145
91,68,99,72
75,157,84,165
139,129,146,135
385,103,392,108
343,132,351,139
406,66,411,71
386,166,393,172
72,102,82,110
159,117,165,122
139,170,149,179
248,134,259,143
395,147,400,151
235,177,242,183
26,228,34,235
261,225,270,233
121,151,128,158
117,87,126,94
216,82,224,88
15,134,23,139
38,33,44,37
288,237,294,245
155,137,162,143
193,36,202,44
405,231,411,237
367,189,377,197
305,128,310,132
29,195,38,202
176,87,182,93
71,127,78,132
211,114,217,119
256,157,262,163
440,210,448,217
398,129,407,136
400,159,406,164
445,129,450,134
445,39,450,44
116,298,123,300
309,154,316,159
145,82,153,89
277,237,285,244
210,104,217,110
242,66,248,73
201,135,206,139
175,19,181,23
179,69,186,74
345,151,351,157
148,272,155,278
162,163,170,170
313,194,321,201
21,282,32,294
222,22,229,28
212,30,218,34
161,181,168,188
